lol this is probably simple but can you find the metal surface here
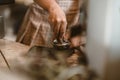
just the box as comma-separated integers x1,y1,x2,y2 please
53,39,70,50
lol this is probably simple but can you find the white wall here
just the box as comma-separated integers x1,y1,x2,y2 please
86,0,120,79
87,0,109,79
106,0,120,80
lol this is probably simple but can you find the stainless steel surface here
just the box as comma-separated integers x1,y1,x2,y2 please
0,16,5,39
53,39,70,50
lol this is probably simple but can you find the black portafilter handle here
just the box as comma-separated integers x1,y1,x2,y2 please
0,0,15,5
53,39,70,50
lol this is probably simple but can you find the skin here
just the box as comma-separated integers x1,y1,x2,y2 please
34,0,84,48
34,0,67,42
33,0,85,64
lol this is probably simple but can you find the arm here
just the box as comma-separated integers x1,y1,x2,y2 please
34,0,59,12
34,0,67,42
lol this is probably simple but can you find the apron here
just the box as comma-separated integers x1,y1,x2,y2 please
16,0,81,47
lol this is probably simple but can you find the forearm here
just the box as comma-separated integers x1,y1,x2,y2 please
34,0,60,12
34,0,67,41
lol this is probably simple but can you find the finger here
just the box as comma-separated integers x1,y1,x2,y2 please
59,20,67,40
54,20,61,39
48,17,55,30
49,18,56,40
49,18,60,40
63,29,70,42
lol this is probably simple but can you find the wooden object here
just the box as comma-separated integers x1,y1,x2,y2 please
0,39,30,70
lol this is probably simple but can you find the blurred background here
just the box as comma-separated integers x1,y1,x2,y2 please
0,0,88,41
0,0,33,41
0,0,120,80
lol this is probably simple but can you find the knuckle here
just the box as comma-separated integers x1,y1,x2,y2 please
56,18,61,22
56,18,67,23
62,19,66,22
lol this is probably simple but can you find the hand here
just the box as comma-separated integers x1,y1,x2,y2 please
48,5,67,42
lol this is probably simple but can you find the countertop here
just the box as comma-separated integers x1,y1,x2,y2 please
0,39,30,70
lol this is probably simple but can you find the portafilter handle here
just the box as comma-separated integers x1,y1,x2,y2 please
53,39,70,50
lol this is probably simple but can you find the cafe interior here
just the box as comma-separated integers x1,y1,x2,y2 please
0,0,120,80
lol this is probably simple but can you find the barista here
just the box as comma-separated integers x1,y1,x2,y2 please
16,0,83,48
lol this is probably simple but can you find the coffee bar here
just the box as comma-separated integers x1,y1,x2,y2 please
0,0,120,80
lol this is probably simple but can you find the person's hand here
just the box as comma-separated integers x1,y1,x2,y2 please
48,5,67,42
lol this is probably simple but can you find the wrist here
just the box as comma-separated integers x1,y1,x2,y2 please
48,2,61,12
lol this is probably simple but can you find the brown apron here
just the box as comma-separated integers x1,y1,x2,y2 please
16,0,81,47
